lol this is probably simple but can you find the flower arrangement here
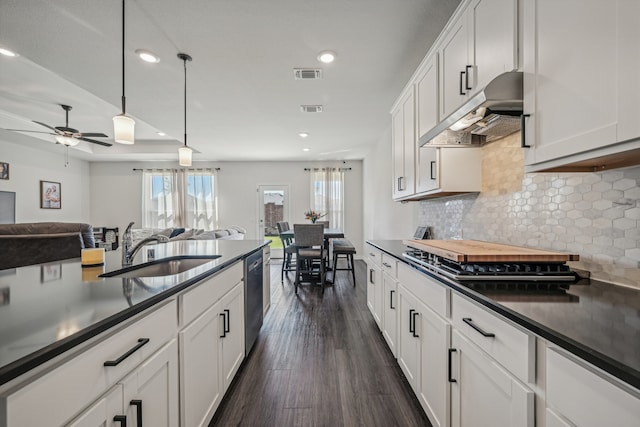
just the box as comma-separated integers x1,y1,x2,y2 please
304,210,326,223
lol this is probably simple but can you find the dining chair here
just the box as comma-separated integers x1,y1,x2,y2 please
276,221,295,282
315,220,329,228
293,223,326,294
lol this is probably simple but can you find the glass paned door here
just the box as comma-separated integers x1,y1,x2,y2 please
258,185,289,259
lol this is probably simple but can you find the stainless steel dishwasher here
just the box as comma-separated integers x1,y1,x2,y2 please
244,250,263,355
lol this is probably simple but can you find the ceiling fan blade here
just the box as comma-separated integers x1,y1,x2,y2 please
77,137,113,147
78,132,109,138
2,128,56,135
33,120,59,132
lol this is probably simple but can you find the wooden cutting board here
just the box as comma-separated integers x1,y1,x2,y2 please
402,239,580,263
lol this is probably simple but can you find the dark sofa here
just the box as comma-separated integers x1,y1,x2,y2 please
0,222,95,270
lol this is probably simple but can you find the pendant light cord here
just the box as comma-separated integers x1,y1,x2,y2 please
121,0,126,115
183,56,187,147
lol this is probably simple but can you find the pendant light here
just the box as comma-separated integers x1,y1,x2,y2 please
112,0,135,144
178,53,193,167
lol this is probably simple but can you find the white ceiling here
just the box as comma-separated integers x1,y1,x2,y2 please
0,0,460,163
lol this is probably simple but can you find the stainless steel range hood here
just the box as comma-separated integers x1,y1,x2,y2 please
419,71,523,147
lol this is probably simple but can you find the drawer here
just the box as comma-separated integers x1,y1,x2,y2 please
546,347,640,427
381,253,398,278
452,293,534,383
180,261,243,327
2,299,177,427
397,262,449,318
365,244,382,267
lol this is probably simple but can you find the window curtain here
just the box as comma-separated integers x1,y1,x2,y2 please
142,168,217,230
310,168,345,230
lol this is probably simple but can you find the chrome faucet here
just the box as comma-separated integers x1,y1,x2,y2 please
121,222,169,266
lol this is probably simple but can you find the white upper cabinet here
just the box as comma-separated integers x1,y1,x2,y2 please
391,87,416,200
416,53,440,141
523,0,640,172
440,0,518,119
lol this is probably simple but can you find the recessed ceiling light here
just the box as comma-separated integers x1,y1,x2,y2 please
135,49,160,63
157,131,166,136
298,132,309,138
317,50,336,64
303,148,310,152
0,47,18,57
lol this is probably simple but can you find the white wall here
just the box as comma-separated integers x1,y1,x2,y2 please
362,127,417,241
90,160,365,254
0,138,90,222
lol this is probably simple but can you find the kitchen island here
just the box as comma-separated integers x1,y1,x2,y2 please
366,240,640,427
0,239,268,426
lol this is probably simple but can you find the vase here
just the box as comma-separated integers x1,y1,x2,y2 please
311,218,317,223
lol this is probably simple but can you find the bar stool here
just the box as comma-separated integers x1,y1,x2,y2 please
331,238,356,286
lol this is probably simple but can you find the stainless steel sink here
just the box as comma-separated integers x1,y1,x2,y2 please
100,255,221,278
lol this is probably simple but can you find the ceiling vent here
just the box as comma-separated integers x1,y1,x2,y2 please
294,68,323,80
300,105,323,113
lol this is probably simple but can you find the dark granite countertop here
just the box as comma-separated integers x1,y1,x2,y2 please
367,240,640,390
0,239,268,386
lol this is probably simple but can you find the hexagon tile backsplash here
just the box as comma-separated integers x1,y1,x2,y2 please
418,133,640,289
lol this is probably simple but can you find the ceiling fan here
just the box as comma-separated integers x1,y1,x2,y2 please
3,104,112,147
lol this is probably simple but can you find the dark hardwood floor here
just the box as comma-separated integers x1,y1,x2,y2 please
210,259,431,427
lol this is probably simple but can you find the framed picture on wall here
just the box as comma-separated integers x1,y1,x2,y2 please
0,162,8,180
40,180,61,209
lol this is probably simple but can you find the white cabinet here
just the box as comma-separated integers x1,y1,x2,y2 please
391,87,416,200
450,330,534,427
439,0,518,119
415,146,482,198
397,287,423,390
69,339,179,427
365,245,383,327
416,53,439,142
522,0,640,172
179,262,244,427
545,347,640,427
381,254,399,357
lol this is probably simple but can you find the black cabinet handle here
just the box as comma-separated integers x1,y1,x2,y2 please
462,317,495,337
430,161,436,180
369,268,375,284
465,65,473,90
390,290,395,309
220,312,227,338
130,400,142,427
114,415,127,427
412,311,420,337
459,71,466,95
448,348,457,383
104,338,149,367
409,309,415,334
224,309,230,334
521,114,531,148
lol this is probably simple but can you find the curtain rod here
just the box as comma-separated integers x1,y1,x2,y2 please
304,167,351,171
133,167,220,171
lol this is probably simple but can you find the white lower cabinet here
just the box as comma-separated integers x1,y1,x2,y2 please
366,260,383,327
68,339,179,427
180,279,244,427
381,272,398,357
450,330,534,427
545,347,640,427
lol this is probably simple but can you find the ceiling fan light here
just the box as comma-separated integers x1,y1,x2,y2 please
178,145,192,167
55,135,79,146
112,114,135,144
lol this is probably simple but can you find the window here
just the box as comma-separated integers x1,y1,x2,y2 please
142,168,217,230
310,168,345,229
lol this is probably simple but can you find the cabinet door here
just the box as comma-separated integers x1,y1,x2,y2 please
439,16,469,119
469,0,517,93
381,273,398,357
450,330,534,427
523,0,640,168
391,88,416,199
66,385,123,427
366,261,382,327
122,339,179,427
179,304,223,427
397,287,421,392
416,146,439,194
418,305,451,427
218,282,245,391
416,53,439,140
